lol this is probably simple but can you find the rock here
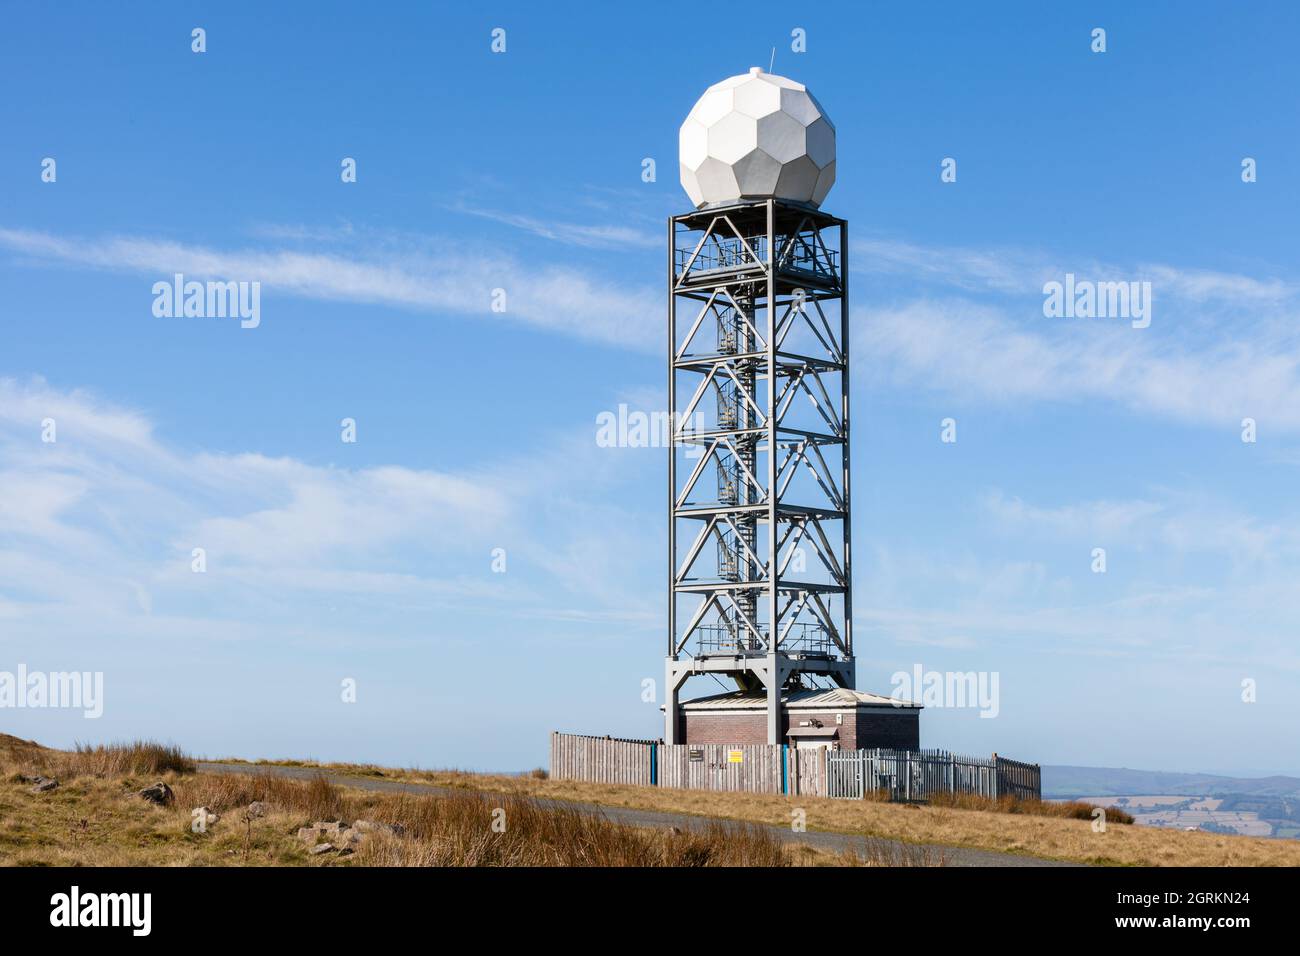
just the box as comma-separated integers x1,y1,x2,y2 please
307,842,335,855
337,827,361,845
138,782,174,806
29,777,59,794
246,801,268,818
297,826,321,845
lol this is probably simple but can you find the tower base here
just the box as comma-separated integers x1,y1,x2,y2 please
671,686,921,751
664,653,855,745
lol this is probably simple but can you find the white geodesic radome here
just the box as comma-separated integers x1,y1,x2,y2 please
679,67,835,209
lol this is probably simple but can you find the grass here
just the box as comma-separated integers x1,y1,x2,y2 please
12,735,1295,867
0,736,871,867
344,795,791,867
926,791,1137,825
168,768,802,866
5,735,194,779
233,757,1300,867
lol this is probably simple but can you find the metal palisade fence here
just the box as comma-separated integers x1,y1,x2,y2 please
549,733,1041,802
825,748,1041,802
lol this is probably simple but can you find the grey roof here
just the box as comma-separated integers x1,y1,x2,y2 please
680,687,920,711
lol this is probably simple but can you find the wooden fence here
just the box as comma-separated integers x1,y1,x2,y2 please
546,734,785,792
548,733,1040,802
657,743,782,792
789,746,825,796
548,732,655,786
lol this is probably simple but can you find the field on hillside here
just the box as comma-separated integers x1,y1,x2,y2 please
0,735,881,867
5,735,1298,867
224,756,1300,867
1071,794,1284,838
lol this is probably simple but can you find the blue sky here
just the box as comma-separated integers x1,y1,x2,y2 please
2,1,1298,773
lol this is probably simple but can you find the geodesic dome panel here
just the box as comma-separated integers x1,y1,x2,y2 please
679,67,836,208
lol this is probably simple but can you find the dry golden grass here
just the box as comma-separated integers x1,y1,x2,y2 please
12,736,1295,867
2,735,193,779
348,795,792,867
0,735,300,866
274,760,1300,867
0,736,857,867
172,768,800,866
927,791,1136,825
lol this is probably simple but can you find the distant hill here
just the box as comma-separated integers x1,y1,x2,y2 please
1044,765,1300,799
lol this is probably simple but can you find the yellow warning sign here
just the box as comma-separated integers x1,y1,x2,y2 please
727,749,744,764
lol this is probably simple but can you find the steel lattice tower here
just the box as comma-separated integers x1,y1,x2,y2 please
665,198,854,744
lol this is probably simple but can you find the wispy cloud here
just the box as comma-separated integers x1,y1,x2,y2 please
0,378,660,636
449,203,660,249
0,225,660,351
856,527,1300,671
982,488,1299,567
247,221,357,243
858,297,1300,430
856,235,1296,305
982,491,1167,540
8,221,1300,432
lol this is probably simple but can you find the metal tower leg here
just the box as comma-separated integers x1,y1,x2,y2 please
766,652,781,743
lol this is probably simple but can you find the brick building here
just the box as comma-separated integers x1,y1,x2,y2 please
676,687,921,750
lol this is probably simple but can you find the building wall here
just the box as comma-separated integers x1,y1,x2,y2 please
680,711,768,746
681,707,919,750
850,711,919,750
788,710,851,748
